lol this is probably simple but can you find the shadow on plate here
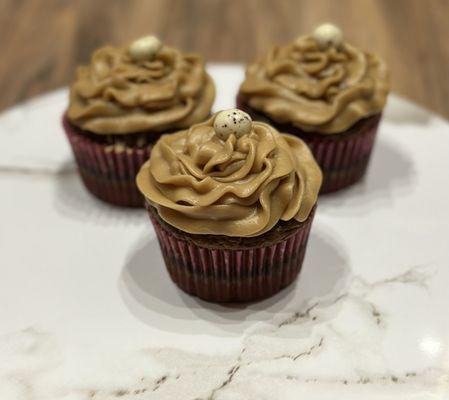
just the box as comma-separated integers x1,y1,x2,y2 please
318,137,415,214
119,223,350,335
53,161,145,227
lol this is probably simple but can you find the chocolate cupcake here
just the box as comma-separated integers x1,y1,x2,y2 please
63,35,215,207
136,109,322,302
238,24,390,193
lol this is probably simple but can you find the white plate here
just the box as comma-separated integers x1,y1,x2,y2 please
1,64,448,400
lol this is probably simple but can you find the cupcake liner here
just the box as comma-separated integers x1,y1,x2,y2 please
63,116,151,207
147,205,315,303
300,116,380,193
236,96,381,194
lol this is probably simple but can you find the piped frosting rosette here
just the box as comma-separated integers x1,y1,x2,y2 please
137,109,322,237
67,36,215,134
239,24,390,134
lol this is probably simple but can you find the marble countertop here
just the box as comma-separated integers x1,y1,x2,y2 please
1,65,448,400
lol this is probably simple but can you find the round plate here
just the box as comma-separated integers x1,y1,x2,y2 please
1,65,448,400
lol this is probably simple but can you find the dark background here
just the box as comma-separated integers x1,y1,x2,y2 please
0,0,448,118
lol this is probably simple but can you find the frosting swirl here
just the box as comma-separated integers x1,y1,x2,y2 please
67,41,215,134
136,113,322,237
239,34,390,134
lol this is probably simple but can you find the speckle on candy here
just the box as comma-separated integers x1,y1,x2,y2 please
213,109,252,141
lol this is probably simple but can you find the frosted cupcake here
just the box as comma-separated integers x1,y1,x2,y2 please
63,35,215,207
237,24,390,193
137,109,322,302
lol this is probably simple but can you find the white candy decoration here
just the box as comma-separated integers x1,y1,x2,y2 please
213,109,252,141
312,23,343,49
128,35,162,61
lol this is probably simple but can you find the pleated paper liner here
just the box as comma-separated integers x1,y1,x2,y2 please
299,115,380,193
63,116,152,207
236,96,381,194
146,204,316,303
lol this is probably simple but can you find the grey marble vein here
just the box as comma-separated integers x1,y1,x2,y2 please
0,265,444,400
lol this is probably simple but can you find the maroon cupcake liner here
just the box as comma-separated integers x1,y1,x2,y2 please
63,116,151,207
147,206,315,303
236,96,381,194
300,115,380,193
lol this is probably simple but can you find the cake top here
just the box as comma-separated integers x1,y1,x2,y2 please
136,109,322,237
67,35,215,135
239,23,390,134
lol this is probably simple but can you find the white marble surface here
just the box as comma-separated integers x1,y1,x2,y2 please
1,65,449,400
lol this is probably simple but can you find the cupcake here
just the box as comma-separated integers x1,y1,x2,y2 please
63,35,215,207
136,109,322,302
237,23,390,193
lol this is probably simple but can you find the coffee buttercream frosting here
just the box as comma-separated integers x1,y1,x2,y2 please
67,37,215,134
239,26,389,134
136,110,322,237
